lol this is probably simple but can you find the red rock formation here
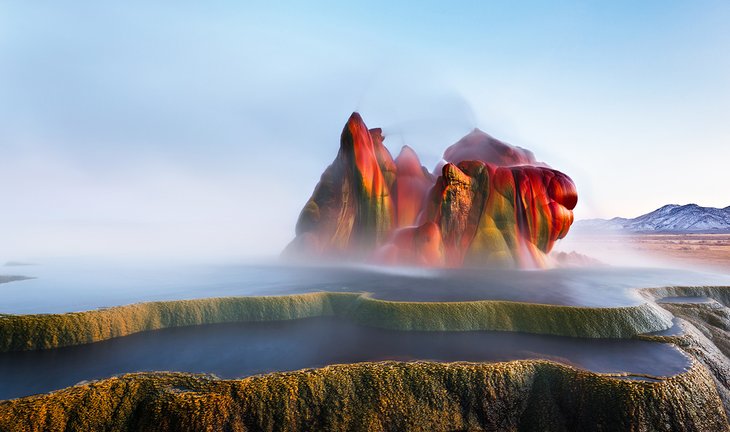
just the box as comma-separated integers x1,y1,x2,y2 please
418,162,576,268
285,112,577,269
437,128,544,171
283,113,394,258
391,146,434,227
372,222,445,267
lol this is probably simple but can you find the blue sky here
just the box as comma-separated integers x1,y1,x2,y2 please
1,1,729,260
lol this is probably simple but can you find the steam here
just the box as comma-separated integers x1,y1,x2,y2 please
0,150,301,263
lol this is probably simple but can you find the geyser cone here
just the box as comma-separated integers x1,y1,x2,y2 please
284,112,395,259
285,112,577,269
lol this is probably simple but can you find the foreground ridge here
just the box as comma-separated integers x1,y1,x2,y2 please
0,360,725,432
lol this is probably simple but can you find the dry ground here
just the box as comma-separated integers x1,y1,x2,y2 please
563,233,730,271
626,234,730,270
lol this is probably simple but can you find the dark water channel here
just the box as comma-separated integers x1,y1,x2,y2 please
0,317,690,400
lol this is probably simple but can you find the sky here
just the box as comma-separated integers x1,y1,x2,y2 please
1,1,729,261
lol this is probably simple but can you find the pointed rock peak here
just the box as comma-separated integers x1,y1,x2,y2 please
395,145,425,176
398,144,417,157
396,145,420,163
343,112,370,138
466,128,493,139
347,111,365,127
341,111,374,153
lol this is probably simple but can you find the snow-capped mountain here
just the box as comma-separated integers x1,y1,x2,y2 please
575,204,730,233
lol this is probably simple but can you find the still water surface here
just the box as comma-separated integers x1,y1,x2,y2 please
3,260,730,313
0,317,691,400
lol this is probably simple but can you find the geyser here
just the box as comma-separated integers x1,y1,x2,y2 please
284,113,577,268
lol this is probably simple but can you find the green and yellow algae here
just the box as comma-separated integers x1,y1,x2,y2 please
0,291,674,352
0,360,726,432
4,286,730,430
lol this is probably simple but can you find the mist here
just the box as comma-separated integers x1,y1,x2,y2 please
2,1,730,263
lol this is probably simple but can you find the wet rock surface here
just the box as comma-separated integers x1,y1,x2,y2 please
3,285,730,430
286,113,577,269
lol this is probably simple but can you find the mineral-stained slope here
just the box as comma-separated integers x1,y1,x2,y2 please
283,113,396,258
0,292,674,352
0,361,726,432
4,288,730,430
639,287,730,419
391,145,434,228
285,113,577,268
419,162,576,268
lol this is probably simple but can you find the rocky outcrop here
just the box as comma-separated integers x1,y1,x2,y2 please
285,113,577,268
639,286,730,418
418,162,576,268
284,113,395,259
1,361,726,432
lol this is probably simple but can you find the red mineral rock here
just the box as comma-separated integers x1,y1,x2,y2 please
392,146,435,228
283,113,394,258
285,112,577,269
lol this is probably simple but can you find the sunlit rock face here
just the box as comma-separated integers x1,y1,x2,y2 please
284,113,395,258
420,162,576,268
285,112,577,268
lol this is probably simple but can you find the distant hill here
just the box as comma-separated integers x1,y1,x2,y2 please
0,275,33,284
574,204,730,233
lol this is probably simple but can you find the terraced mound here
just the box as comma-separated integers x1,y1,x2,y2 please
0,361,725,432
2,284,730,431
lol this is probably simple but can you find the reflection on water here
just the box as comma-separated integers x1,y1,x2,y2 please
2,259,730,313
0,317,690,400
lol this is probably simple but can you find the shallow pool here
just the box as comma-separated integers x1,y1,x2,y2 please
0,317,691,400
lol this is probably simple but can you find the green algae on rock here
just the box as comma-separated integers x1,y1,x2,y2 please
0,292,674,352
0,360,725,432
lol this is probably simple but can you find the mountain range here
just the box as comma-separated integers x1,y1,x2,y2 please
575,204,730,233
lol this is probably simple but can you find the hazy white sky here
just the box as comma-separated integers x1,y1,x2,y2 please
1,1,729,261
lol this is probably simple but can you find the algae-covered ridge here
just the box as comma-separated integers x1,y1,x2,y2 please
0,289,680,352
3,287,730,430
0,360,726,431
